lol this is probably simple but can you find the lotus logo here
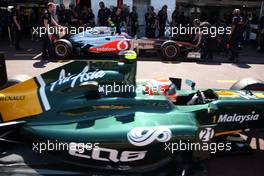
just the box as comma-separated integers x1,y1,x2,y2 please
127,126,172,147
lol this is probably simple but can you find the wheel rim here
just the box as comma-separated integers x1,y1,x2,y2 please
164,45,177,58
55,44,67,57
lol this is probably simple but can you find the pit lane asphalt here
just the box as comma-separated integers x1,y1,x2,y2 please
5,57,264,89
2,39,264,89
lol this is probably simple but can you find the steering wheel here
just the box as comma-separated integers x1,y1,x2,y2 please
187,90,206,105
196,90,206,104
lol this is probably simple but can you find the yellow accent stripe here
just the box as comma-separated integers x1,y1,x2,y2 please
254,93,264,98
216,80,237,83
215,130,242,137
215,91,240,97
0,79,43,122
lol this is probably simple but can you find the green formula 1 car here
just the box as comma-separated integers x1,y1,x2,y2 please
0,52,264,175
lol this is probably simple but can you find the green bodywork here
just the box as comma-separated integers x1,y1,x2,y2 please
1,59,264,172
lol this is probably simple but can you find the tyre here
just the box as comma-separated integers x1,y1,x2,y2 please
54,39,73,59
230,77,264,91
161,41,180,60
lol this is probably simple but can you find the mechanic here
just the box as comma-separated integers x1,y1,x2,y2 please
80,6,95,27
229,9,244,62
243,13,251,44
192,19,201,44
110,7,123,34
57,4,67,25
195,22,214,60
29,7,39,41
258,13,264,52
158,5,168,37
65,4,79,27
171,7,179,27
129,6,138,37
97,1,111,26
12,5,22,51
87,8,95,27
42,2,59,60
145,6,158,38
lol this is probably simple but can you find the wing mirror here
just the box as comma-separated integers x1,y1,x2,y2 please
78,81,101,99
169,77,182,90
185,79,196,90
78,81,99,91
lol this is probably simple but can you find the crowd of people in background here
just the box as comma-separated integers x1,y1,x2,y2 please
0,1,264,59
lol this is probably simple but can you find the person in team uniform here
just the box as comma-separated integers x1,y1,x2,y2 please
229,9,244,62
12,5,22,50
129,6,138,37
110,7,123,34
158,5,168,37
80,6,95,27
200,22,214,60
171,7,179,27
258,13,264,52
97,1,111,26
65,4,79,27
42,2,59,60
145,6,157,38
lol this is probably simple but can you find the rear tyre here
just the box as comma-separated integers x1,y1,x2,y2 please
230,77,264,91
161,41,180,60
54,39,73,59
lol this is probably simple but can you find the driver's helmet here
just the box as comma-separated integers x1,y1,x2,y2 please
145,77,177,102
108,21,116,35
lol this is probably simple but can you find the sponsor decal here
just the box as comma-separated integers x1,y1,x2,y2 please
69,145,147,162
199,128,215,142
117,40,129,51
95,47,117,52
139,42,154,47
218,111,259,124
127,126,172,146
0,95,25,101
50,66,105,91
0,79,43,122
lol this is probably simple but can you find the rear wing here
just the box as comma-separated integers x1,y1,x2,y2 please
0,52,7,88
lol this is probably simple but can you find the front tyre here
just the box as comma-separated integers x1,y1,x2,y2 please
161,41,180,60
54,39,73,59
230,77,264,91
